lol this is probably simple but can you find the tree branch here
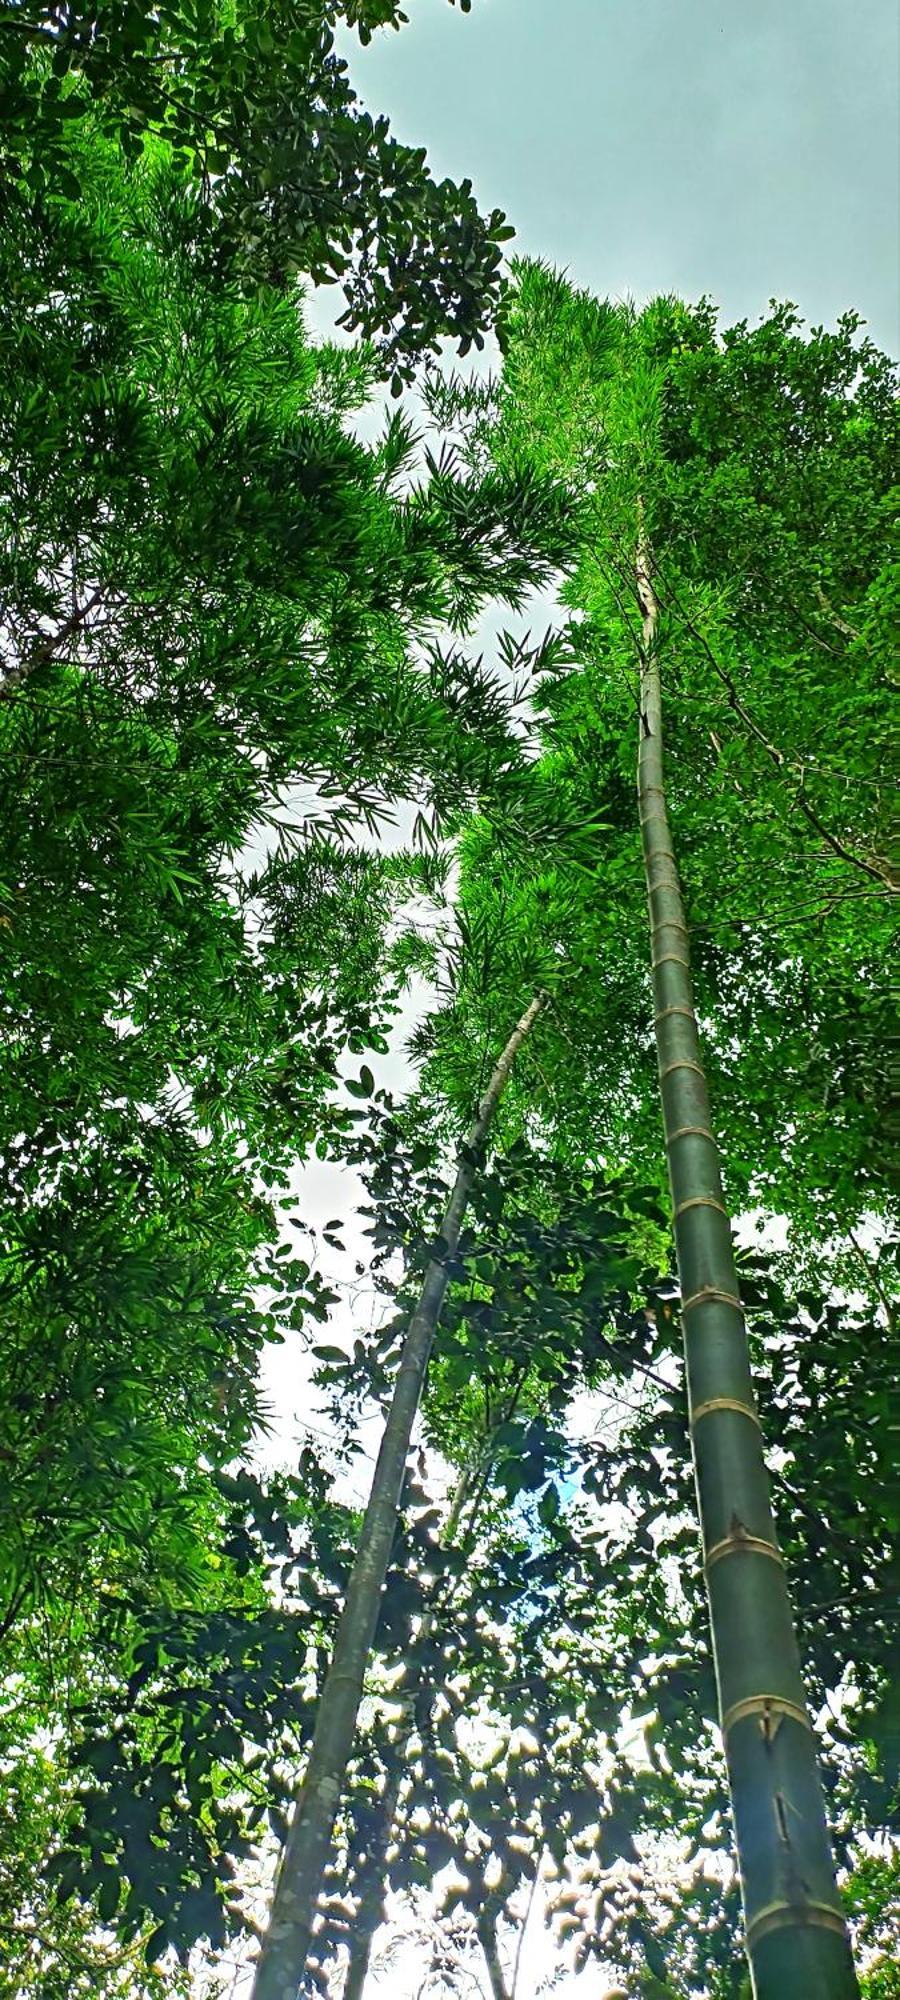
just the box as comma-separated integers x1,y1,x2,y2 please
0,587,105,700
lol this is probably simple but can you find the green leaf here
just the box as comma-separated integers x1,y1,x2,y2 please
538,1483,560,1526
145,1923,170,1965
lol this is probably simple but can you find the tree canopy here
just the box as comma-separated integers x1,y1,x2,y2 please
0,0,505,383
0,24,897,2000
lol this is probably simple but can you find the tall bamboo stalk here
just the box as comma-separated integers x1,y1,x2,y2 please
635,518,858,1999
477,1902,511,2000
251,993,546,2000
340,1396,525,2000
341,1463,477,2000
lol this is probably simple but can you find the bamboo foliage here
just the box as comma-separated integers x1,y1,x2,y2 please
3,94,897,1984
635,516,859,1999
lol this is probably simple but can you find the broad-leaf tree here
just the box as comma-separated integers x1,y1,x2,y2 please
0,0,507,383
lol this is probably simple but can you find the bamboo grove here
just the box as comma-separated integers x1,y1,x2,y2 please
0,7,897,2000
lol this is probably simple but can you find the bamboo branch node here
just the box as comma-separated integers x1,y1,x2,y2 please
658,1059,706,1082
720,1694,811,1739
654,1005,697,1024
666,1126,717,1147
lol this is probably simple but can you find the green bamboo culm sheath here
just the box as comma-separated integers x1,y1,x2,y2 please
250,992,547,2000
634,515,859,1999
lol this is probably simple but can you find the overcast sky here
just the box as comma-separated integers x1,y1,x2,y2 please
336,0,898,355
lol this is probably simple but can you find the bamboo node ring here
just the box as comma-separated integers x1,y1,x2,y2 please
705,1534,784,1571
746,1899,847,1948
691,1397,760,1430
681,1287,741,1312
674,1195,729,1218
721,1694,811,1738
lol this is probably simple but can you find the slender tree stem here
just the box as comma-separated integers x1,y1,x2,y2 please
251,993,546,2000
340,1363,532,1999
0,587,105,699
651,563,895,891
509,1862,540,2000
339,1762,401,2000
477,1906,510,2000
847,1230,896,1330
340,1461,478,2000
635,509,858,2000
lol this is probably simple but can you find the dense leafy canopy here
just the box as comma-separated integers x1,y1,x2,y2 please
0,0,505,382
421,265,897,1243
0,18,896,2000
0,124,575,1990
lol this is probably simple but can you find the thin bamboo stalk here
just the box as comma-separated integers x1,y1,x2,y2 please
635,516,858,2000
477,1904,511,2000
251,993,546,2000
340,1365,532,1999
340,1464,476,2000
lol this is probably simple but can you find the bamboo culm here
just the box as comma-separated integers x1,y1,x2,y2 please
340,1393,527,2000
477,1905,511,2000
634,517,858,1999
250,993,547,2000
339,1461,479,2000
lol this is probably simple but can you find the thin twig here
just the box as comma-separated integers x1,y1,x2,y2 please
0,587,105,700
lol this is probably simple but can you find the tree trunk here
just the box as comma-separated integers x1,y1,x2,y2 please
340,1372,532,2000
340,1760,402,2000
635,519,858,2000
477,1908,510,2000
251,993,546,2000
340,1463,477,2000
